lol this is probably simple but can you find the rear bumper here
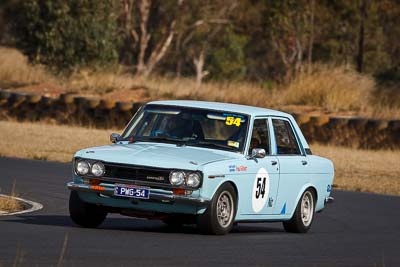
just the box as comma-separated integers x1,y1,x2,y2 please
317,196,334,213
67,182,210,207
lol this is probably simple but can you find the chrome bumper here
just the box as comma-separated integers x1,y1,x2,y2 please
67,182,210,206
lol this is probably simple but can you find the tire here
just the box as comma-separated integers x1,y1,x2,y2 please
283,189,315,233
197,183,237,235
69,191,107,228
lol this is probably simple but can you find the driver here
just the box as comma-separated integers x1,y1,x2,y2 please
165,115,193,139
249,137,260,153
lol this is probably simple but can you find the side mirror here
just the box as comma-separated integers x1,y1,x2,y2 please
110,133,121,143
251,148,266,159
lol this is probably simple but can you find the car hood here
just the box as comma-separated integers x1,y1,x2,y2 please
75,142,240,170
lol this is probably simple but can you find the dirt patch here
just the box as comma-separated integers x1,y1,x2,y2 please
281,104,360,117
100,87,151,102
8,84,151,103
9,83,66,98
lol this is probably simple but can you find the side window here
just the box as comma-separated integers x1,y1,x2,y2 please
248,119,270,155
272,119,301,155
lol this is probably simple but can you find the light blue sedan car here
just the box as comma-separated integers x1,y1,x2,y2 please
67,100,334,235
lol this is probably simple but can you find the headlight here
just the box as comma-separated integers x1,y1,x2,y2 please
186,173,201,188
76,160,90,175
169,171,185,186
91,162,105,177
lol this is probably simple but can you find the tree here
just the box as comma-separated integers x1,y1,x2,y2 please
3,0,399,83
375,0,400,82
0,0,14,45
207,26,247,80
0,3,4,43
266,0,319,82
8,0,120,70
172,0,239,88
356,0,368,72
120,0,183,77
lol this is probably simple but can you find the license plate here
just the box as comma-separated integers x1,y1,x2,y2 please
114,184,150,199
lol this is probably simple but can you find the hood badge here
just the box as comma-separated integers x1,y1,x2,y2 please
86,151,95,154
146,176,165,181
189,161,198,165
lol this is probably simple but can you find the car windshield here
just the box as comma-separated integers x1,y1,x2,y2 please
121,104,249,152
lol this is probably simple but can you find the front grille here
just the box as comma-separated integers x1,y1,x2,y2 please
103,162,171,185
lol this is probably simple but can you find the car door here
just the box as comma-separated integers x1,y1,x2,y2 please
242,118,280,215
269,117,309,215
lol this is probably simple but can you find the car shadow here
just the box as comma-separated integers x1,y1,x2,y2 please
2,214,285,235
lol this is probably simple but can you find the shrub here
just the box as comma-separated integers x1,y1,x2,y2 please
7,0,120,70
0,46,52,88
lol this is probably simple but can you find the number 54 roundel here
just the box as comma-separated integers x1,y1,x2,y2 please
252,168,270,213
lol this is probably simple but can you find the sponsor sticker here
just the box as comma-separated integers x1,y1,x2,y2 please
229,165,236,172
227,140,240,148
228,165,248,172
236,165,247,172
327,184,332,192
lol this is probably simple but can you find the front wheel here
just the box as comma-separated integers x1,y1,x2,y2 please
197,183,237,235
69,191,107,228
283,189,315,233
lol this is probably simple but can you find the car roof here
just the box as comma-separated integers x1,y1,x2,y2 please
147,100,290,117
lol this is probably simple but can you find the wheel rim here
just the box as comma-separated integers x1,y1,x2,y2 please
216,191,234,228
301,191,314,227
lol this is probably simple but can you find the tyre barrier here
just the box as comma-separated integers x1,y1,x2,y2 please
0,90,399,149
310,115,330,127
27,94,42,104
0,90,11,100
116,101,133,112
100,99,116,110
330,117,350,128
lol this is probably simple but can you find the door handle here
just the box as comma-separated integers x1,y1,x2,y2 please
302,160,308,165
271,161,277,166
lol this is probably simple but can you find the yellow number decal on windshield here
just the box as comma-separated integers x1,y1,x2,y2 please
226,116,241,126
226,116,234,125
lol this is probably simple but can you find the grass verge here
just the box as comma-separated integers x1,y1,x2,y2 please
0,181,23,213
0,120,114,162
0,120,399,196
312,144,400,196
0,196,23,213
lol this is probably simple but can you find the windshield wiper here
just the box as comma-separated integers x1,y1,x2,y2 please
130,137,236,150
131,136,186,145
186,140,237,151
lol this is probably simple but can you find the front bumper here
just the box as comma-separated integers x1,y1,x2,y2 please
67,182,210,207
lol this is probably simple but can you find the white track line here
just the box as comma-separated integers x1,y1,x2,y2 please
0,194,43,216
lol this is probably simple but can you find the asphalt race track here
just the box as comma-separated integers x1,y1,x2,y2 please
0,157,399,266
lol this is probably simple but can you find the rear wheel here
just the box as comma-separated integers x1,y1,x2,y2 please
197,183,237,235
283,189,315,233
69,191,107,228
